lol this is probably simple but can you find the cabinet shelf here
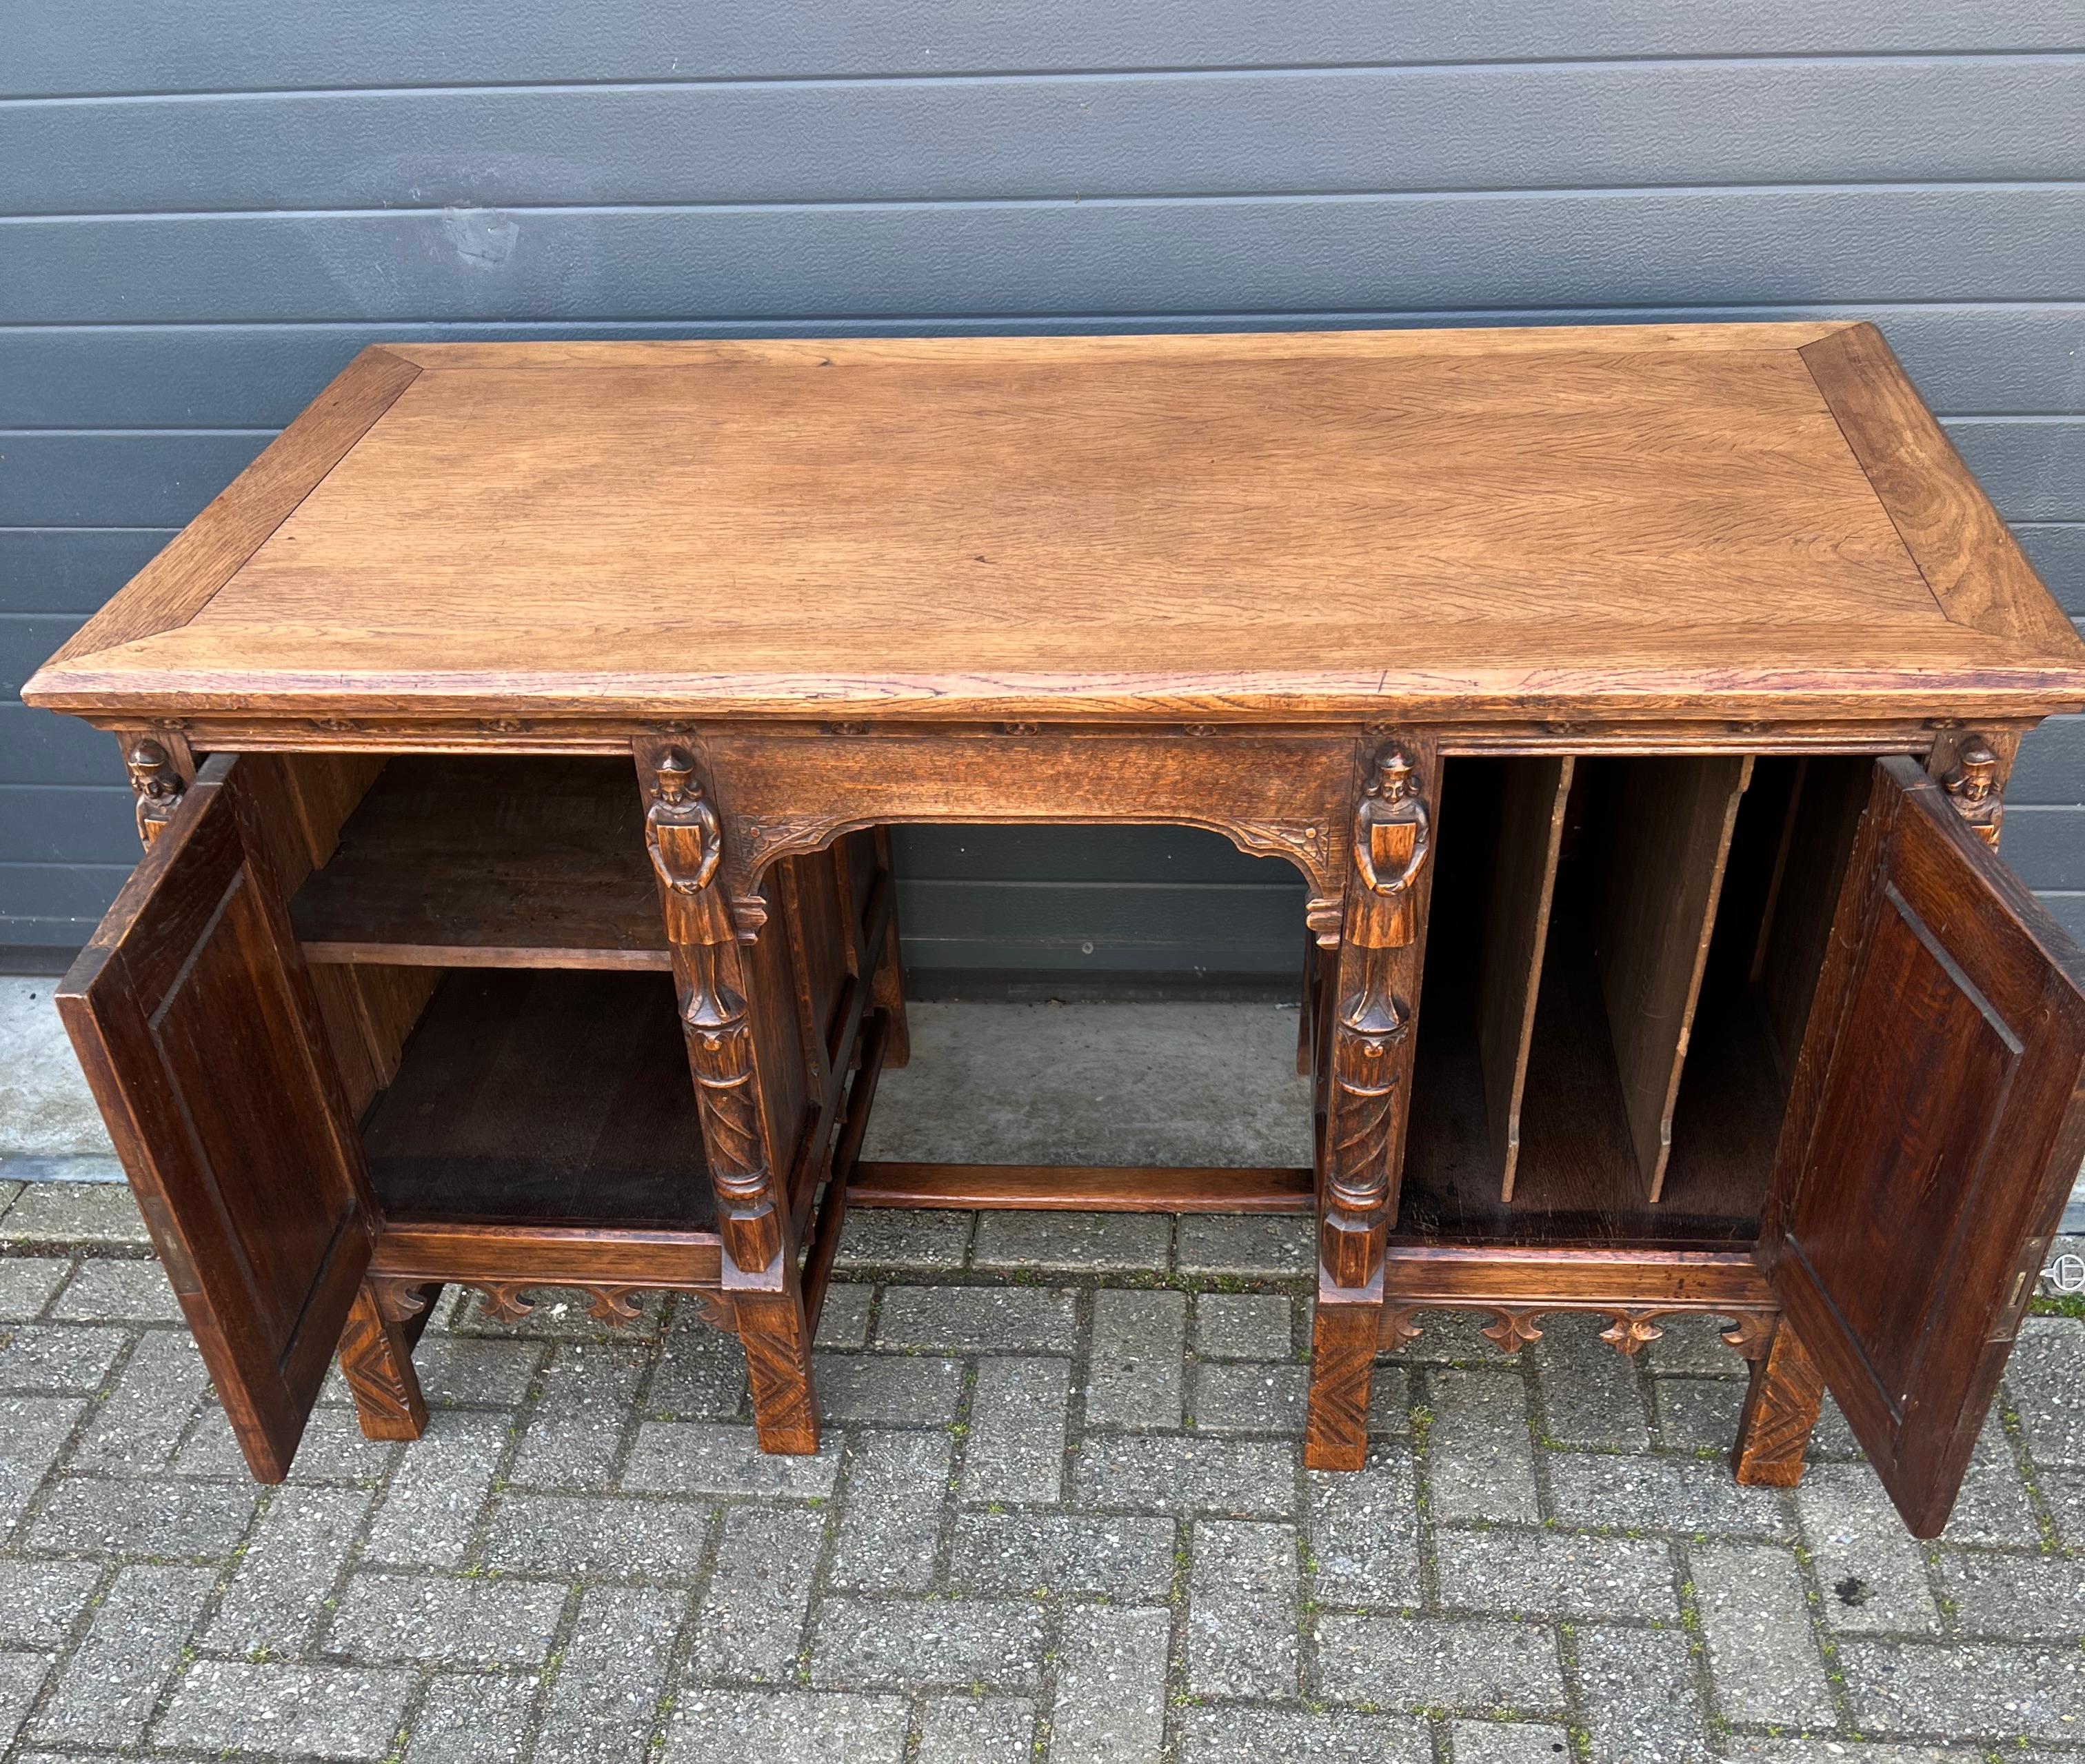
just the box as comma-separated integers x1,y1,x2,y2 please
290,756,669,970
361,968,715,1232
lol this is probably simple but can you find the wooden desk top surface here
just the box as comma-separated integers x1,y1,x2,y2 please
26,323,2085,730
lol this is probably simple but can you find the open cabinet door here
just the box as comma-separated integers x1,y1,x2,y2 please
1760,756,2085,1537
57,754,375,1481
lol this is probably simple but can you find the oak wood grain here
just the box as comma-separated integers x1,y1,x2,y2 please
45,347,419,668
54,755,374,1483
848,1162,1316,1212
288,755,668,969
1800,322,2085,657
1760,758,2085,1536
25,325,2085,728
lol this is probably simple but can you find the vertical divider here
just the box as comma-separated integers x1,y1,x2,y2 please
1591,754,1755,1201
1475,756,1576,1202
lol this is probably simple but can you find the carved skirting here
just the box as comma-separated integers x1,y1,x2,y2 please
1382,1300,1777,1363
371,1275,733,1333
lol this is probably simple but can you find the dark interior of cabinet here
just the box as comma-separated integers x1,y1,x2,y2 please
289,755,668,969
265,753,718,1232
1401,752,1873,1249
359,968,716,1231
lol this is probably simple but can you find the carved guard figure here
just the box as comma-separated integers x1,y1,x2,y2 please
645,751,735,945
1942,739,2004,849
1346,744,1431,950
1323,743,1433,1285
125,738,184,846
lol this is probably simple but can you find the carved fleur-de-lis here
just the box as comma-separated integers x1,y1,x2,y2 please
1598,1313,1664,1356
1481,1310,1544,1352
586,1287,647,1326
1719,1313,1776,1362
476,1283,537,1324
1382,1308,1424,1352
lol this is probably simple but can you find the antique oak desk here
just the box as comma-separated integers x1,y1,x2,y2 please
25,325,2085,1539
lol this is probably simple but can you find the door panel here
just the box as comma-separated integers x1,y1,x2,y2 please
57,754,374,1482
1761,756,2085,1537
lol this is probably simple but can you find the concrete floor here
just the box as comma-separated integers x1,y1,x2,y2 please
0,978,114,1178
0,983,1314,1179
860,1001,1313,1169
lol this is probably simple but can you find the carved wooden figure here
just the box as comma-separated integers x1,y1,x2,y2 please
1942,738,2006,848
645,748,783,1272
124,736,186,845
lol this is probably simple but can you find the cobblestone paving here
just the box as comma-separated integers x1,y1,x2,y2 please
1,1184,2082,1762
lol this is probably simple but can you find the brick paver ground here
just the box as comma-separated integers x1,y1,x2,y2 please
1,1182,2082,1762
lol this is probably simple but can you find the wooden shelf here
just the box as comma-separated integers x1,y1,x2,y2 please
290,756,669,970
362,968,715,1232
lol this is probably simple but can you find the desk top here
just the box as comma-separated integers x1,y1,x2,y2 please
26,323,2085,731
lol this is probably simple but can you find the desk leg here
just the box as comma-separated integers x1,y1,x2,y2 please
339,1281,431,1441
640,739,819,1454
1308,1271,1383,1470
1305,738,1438,1472
1732,1316,1822,1487
732,1256,820,1454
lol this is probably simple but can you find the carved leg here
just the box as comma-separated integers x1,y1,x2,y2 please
1732,1317,1822,1487
638,737,823,1454
338,1281,429,1442
1319,739,1436,1290
731,1261,820,1454
1306,1277,1380,1471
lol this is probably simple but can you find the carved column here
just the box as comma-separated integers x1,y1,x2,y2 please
1307,736,1439,1472
636,737,818,1453
643,745,784,1273
1322,739,1435,1287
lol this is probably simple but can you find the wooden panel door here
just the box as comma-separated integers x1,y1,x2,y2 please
1760,756,2085,1536
57,754,375,1481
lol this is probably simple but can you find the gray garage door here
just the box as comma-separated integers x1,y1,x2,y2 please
4,2,2082,989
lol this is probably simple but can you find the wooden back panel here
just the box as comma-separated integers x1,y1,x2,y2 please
1762,757,2085,1536
56,754,373,1481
